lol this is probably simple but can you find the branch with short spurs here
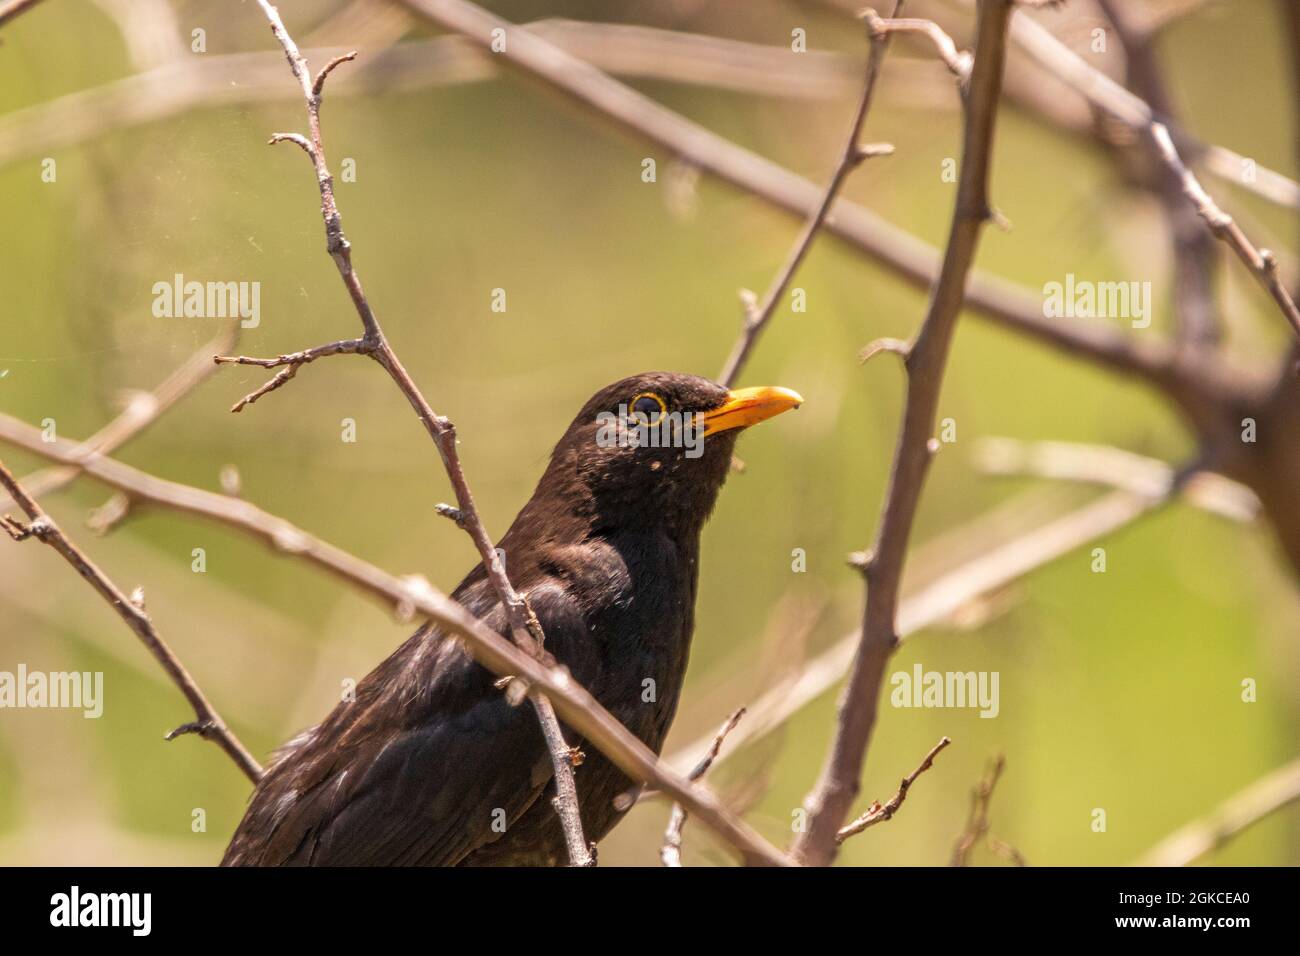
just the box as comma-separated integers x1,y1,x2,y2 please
717,1,903,387
661,708,745,867
0,459,262,783
244,0,591,865
837,735,951,842
0,414,789,867
1136,754,1300,866
791,0,1015,869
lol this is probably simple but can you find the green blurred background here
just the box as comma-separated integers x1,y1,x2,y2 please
0,0,1296,865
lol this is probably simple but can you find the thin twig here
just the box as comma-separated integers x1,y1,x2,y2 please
661,708,745,867
0,459,262,783
717,2,903,387
214,337,368,412
837,735,951,842
249,0,592,865
792,0,1015,868
0,413,790,867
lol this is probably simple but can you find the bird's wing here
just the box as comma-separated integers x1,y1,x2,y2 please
223,581,594,867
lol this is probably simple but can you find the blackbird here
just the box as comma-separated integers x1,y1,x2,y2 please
222,372,802,866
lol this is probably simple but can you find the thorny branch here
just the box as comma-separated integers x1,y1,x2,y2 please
0,459,263,783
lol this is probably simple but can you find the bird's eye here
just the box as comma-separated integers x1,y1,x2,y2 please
630,392,667,426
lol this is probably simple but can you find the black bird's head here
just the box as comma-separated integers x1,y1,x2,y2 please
531,372,803,538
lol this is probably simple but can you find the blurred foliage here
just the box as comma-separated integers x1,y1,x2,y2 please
0,0,1296,866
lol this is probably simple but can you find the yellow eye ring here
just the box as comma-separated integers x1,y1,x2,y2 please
629,391,667,426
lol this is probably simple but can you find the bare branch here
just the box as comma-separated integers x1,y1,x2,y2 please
249,0,592,865
661,708,746,867
792,0,1015,868
717,1,903,386
0,459,262,783
214,337,369,412
837,736,951,842
313,51,358,95
1136,754,1300,866
0,414,791,867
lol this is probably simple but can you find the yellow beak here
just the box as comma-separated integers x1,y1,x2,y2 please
701,386,804,436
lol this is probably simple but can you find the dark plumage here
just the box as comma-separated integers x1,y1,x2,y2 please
222,372,801,866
